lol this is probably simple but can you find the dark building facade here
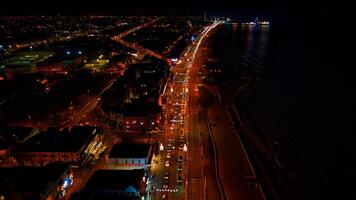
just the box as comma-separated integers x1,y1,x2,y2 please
80,169,147,200
0,164,73,200
11,126,103,167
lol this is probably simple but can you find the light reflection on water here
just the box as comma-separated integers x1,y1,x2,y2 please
240,24,270,73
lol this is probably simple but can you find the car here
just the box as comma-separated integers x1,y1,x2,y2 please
165,160,170,167
178,164,183,171
166,149,172,153
178,155,183,162
163,184,169,189
179,135,184,140
164,174,169,180
179,143,184,150
162,194,167,200
177,176,183,183
166,152,171,159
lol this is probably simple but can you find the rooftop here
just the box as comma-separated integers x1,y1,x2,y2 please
0,126,34,142
121,102,162,117
18,126,100,152
80,169,144,200
0,163,69,193
109,143,151,158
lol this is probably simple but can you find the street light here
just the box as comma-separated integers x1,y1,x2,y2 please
160,143,164,151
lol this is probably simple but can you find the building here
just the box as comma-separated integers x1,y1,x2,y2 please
0,163,73,200
101,58,167,134
36,54,84,75
108,143,153,170
0,51,54,69
103,99,163,134
36,59,68,75
0,126,34,144
80,169,147,200
13,126,103,167
121,102,163,134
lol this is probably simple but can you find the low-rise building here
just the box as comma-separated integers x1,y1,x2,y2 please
108,143,153,170
121,102,163,134
13,126,103,167
0,163,73,200
101,58,167,134
80,169,147,200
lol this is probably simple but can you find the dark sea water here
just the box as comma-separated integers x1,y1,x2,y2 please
211,9,356,200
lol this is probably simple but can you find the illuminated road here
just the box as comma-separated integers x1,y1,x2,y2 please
151,21,222,200
60,78,116,128
113,17,162,40
6,78,116,141
7,32,88,52
111,17,172,65
152,19,266,200
151,65,187,200
112,38,171,64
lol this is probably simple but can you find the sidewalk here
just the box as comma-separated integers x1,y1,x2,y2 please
206,101,264,200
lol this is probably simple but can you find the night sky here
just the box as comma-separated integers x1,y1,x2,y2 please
0,0,348,16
